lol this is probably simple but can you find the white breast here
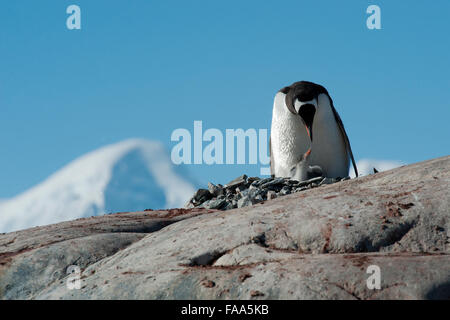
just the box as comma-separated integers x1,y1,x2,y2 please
309,94,349,178
270,92,310,177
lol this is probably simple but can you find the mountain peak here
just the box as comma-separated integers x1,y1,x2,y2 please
0,139,197,233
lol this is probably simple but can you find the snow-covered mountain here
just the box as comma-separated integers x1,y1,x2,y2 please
0,139,198,233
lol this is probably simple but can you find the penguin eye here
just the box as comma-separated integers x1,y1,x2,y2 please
297,93,314,102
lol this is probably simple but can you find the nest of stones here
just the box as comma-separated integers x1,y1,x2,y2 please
185,174,350,210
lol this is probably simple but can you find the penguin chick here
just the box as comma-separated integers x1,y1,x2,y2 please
290,148,324,182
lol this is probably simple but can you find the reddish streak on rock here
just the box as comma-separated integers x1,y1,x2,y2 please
121,271,145,275
250,290,265,297
321,223,333,253
271,208,285,214
202,280,216,288
239,273,253,282
342,254,370,268
399,203,415,210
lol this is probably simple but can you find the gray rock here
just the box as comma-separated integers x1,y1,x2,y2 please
248,187,263,199
189,189,213,206
223,202,235,210
237,196,252,208
0,208,212,299
1,156,449,300
239,189,249,198
247,177,260,184
280,186,291,195
202,198,227,210
294,186,309,192
296,176,324,187
267,191,277,200
225,174,248,191
319,177,334,185
251,177,273,187
253,195,264,203
260,177,285,189
207,182,223,197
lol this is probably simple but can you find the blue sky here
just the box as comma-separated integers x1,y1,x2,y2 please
1,1,449,198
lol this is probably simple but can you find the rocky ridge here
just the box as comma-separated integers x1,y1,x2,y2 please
0,155,449,300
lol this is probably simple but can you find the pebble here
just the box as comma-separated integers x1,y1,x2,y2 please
280,186,291,195
208,182,223,197
225,174,248,190
267,190,277,200
237,196,252,208
201,198,226,210
185,174,350,210
260,177,285,189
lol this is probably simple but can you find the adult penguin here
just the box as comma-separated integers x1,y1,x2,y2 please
270,81,358,180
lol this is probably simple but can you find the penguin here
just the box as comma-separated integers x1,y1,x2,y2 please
270,80,358,180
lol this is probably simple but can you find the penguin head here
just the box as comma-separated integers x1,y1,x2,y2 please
280,81,330,141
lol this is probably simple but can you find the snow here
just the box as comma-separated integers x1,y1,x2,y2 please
0,139,197,233
351,159,406,178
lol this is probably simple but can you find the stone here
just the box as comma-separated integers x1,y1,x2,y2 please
267,191,277,200
191,189,213,206
260,177,285,189
223,202,235,210
319,177,334,185
207,182,223,197
253,195,264,203
239,189,249,198
202,198,227,210
247,177,260,184
225,175,248,190
251,177,273,187
237,196,252,208
279,186,291,195
294,187,305,192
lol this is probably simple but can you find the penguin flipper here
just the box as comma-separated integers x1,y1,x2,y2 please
330,104,359,177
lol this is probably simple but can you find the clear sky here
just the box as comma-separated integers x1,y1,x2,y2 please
1,0,449,198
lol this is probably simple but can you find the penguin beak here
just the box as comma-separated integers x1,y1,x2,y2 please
305,123,313,142
298,104,316,142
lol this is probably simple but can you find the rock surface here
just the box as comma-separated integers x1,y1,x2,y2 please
1,156,449,300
